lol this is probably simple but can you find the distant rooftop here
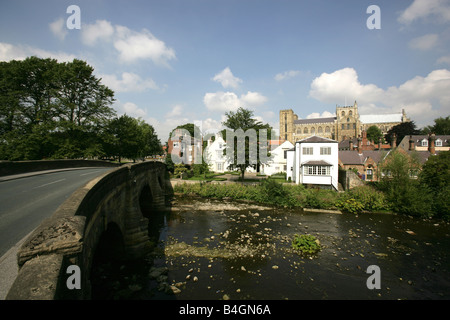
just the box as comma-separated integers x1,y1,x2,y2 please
297,136,338,143
293,117,336,125
359,113,403,124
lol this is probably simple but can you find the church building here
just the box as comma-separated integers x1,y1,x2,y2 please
280,101,409,143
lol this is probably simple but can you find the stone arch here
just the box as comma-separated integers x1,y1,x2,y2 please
139,184,153,218
90,222,125,299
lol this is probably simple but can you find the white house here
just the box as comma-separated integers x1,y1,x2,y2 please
288,136,339,190
205,133,231,173
261,140,294,175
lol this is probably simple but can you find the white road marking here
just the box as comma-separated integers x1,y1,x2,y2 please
32,178,66,189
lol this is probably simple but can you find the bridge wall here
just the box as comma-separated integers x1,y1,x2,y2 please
6,161,172,300
0,159,120,177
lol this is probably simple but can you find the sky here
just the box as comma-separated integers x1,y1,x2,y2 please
1,0,450,143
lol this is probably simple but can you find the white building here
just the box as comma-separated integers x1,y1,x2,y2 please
288,136,339,190
261,140,294,175
205,133,231,173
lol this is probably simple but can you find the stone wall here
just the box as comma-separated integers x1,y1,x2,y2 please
0,159,119,177
6,161,172,300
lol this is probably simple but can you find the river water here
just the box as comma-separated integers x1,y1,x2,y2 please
92,195,450,300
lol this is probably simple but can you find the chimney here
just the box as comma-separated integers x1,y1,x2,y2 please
391,133,397,149
357,136,362,154
429,133,436,155
409,135,415,151
349,140,353,151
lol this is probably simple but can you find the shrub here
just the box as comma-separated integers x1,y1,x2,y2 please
335,196,365,214
291,234,321,255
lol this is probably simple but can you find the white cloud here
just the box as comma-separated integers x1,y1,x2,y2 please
212,67,243,89
409,34,439,50
99,72,159,92
81,20,115,46
165,105,184,118
0,42,76,62
240,91,268,106
203,91,267,112
306,111,336,119
122,102,147,118
49,18,68,41
274,70,300,81
437,55,450,64
309,68,383,105
80,20,176,66
114,25,176,65
398,0,450,24
309,67,450,127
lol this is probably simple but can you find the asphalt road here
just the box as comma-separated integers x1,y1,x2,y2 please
0,167,114,258
0,167,114,299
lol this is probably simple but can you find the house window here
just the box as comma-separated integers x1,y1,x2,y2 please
302,147,313,155
303,165,330,176
284,150,287,159
366,169,373,180
421,139,428,147
320,147,331,155
436,139,442,147
217,163,223,171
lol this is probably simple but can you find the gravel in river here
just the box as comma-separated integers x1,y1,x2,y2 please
91,195,450,300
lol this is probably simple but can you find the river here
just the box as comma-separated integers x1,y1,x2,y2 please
91,195,450,300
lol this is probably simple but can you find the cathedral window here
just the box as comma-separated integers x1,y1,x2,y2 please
318,127,323,133
325,126,330,133
304,127,308,134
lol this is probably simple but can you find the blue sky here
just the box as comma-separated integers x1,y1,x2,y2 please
1,0,450,142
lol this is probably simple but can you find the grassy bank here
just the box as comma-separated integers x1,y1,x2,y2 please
173,179,391,214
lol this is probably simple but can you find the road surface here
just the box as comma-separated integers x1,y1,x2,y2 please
0,167,114,298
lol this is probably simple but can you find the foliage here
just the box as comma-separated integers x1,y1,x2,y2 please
221,107,273,180
385,121,420,146
422,116,450,135
291,234,321,255
419,151,450,219
336,197,365,214
0,57,162,161
174,164,188,178
366,125,383,144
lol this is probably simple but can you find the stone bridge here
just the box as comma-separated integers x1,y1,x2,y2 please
6,161,173,300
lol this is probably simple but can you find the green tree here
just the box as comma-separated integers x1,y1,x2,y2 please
0,57,116,160
366,125,383,143
422,116,450,135
104,115,141,163
221,107,272,180
419,151,450,219
385,121,420,146
136,119,163,159
379,150,431,217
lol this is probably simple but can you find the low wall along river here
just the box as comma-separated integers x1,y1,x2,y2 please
91,195,450,300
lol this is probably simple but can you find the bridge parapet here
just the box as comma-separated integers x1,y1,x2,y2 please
6,161,172,300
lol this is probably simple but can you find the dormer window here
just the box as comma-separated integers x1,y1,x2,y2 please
421,139,428,147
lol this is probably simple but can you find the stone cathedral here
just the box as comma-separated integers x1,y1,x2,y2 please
280,101,410,143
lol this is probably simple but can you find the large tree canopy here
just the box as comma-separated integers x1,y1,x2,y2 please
0,57,161,161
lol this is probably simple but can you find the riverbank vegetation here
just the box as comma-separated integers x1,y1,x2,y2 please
173,150,450,220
